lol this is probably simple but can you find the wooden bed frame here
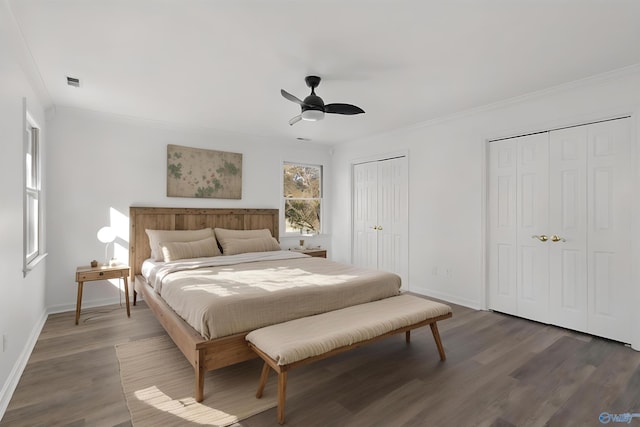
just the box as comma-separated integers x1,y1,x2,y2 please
128,206,280,402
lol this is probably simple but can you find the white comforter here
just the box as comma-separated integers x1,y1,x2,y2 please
143,251,402,340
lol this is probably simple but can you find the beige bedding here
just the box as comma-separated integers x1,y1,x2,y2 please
144,251,402,340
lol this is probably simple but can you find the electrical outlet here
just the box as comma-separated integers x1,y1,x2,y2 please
1,334,6,352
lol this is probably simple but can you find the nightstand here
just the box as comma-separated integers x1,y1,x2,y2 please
290,248,327,258
75,264,130,324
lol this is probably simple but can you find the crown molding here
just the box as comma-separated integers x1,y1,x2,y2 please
344,63,640,146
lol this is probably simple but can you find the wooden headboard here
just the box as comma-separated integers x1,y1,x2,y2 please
129,207,279,279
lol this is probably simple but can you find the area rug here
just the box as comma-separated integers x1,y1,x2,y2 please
116,335,277,426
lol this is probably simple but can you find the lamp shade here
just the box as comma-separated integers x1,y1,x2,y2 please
97,226,116,244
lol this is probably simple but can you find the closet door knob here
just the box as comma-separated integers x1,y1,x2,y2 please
551,235,566,242
531,234,548,242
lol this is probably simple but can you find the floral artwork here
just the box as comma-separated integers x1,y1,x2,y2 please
167,144,242,199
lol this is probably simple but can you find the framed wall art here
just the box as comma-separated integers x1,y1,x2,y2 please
167,144,242,199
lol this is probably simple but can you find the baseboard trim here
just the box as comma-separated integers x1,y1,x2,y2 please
0,308,48,420
409,287,482,311
47,296,131,315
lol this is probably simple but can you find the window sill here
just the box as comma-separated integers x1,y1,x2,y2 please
23,252,48,277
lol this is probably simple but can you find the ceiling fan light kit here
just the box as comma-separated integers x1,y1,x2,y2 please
281,75,364,126
301,109,324,121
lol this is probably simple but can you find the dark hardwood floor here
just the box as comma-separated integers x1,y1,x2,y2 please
2,299,639,426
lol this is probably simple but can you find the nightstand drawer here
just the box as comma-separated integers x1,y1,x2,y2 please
305,250,327,258
290,249,327,258
76,268,128,282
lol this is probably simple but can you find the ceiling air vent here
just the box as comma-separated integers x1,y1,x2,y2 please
66,76,80,87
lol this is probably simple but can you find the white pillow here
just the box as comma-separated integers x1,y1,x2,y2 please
146,228,214,261
221,237,281,255
214,228,279,255
159,236,222,262
214,228,273,241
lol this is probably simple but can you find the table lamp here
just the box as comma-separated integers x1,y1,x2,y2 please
97,226,116,266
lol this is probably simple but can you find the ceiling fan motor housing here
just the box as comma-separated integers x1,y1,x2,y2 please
303,94,324,110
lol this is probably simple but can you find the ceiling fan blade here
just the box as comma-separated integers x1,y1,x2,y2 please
288,115,302,126
281,89,304,105
324,103,365,115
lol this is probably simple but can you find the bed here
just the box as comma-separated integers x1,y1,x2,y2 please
128,206,402,401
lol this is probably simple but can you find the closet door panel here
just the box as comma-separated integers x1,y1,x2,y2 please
353,162,379,270
548,126,588,331
586,119,631,343
488,140,518,314
377,157,407,285
515,133,549,322
559,249,581,309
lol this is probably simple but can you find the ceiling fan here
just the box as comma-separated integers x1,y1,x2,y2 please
281,76,365,126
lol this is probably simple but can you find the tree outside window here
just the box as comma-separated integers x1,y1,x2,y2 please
283,163,322,234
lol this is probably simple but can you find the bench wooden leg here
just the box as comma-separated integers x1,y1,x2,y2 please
256,362,270,398
277,371,288,425
429,322,446,361
405,330,411,343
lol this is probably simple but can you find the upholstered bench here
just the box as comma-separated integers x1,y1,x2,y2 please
245,294,453,424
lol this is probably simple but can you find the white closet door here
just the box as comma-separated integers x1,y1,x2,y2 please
488,117,632,345
516,133,550,323
548,126,588,332
353,161,379,270
352,157,408,289
586,119,631,343
377,157,408,286
488,139,518,315
489,133,549,318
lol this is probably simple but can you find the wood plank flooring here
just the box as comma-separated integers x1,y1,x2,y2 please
2,299,639,426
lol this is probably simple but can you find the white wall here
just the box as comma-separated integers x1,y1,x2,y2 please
0,1,49,416
45,107,333,312
331,66,640,316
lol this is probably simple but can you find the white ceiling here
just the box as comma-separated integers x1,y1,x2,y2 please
8,0,640,144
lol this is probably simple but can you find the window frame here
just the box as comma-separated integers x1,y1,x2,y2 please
281,161,323,236
23,103,46,276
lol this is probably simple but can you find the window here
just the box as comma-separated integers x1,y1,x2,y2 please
24,107,44,275
283,162,322,234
